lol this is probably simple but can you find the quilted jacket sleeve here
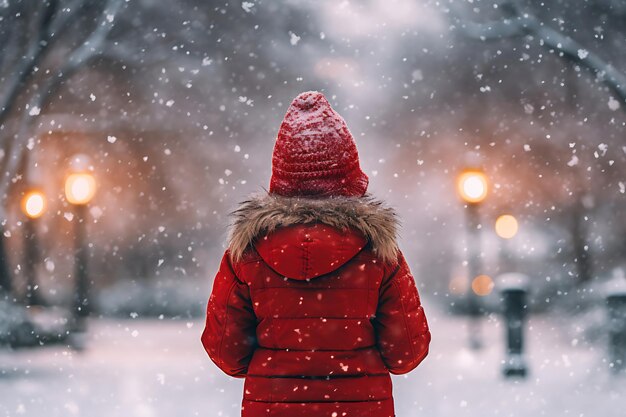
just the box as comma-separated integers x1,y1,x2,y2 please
373,251,431,374
201,250,257,378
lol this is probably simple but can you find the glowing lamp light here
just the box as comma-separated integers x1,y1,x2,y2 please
21,191,46,219
457,170,488,204
495,214,519,239
65,173,96,205
471,274,494,297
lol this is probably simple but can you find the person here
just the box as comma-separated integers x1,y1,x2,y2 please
201,91,431,417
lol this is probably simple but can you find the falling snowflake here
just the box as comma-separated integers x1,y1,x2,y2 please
523,103,534,114
289,31,301,46
577,49,588,59
608,96,620,111
45,259,55,272
238,96,254,106
156,373,166,385
241,1,254,12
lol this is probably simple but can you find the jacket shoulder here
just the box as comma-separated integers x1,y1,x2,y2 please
227,192,400,264
232,247,262,265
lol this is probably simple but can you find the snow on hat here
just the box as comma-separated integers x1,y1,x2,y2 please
269,91,369,197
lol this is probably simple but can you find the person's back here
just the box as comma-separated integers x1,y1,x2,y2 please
202,91,431,417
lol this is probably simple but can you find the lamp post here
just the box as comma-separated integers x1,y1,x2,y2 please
64,166,96,333
457,168,488,350
20,190,46,305
606,290,626,374
499,273,529,378
495,214,519,273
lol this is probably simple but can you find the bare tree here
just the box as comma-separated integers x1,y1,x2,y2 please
0,0,123,294
451,0,626,107
0,0,324,297
449,0,626,284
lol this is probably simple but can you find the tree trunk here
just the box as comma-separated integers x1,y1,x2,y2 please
0,225,13,297
572,202,593,284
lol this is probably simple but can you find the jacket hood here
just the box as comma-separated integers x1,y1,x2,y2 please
228,193,399,279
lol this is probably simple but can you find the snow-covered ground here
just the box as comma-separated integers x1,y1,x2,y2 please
0,302,624,417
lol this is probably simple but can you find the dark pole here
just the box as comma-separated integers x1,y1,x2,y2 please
501,277,529,378
606,291,626,374
498,236,514,274
571,200,592,284
23,217,43,306
72,204,90,331
0,226,13,298
465,203,483,350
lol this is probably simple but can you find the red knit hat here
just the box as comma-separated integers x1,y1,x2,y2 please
269,91,369,197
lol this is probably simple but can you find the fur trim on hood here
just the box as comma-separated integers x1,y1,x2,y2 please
228,193,399,263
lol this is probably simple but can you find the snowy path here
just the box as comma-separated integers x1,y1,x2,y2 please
0,303,624,417
395,304,625,417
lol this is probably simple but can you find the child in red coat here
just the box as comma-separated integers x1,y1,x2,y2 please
202,91,431,417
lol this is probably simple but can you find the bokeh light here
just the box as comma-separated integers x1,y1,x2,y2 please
457,170,488,204
471,274,494,296
495,214,519,239
21,191,46,219
65,173,97,205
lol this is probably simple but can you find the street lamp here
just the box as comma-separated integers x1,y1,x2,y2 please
65,173,97,205
457,170,488,204
495,214,518,239
471,274,494,297
20,190,46,305
21,190,46,219
457,168,489,350
64,163,96,333
495,214,519,273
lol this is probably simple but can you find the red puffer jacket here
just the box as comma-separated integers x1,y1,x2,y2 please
202,194,431,417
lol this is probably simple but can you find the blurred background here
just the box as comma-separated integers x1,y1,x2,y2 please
0,0,625,416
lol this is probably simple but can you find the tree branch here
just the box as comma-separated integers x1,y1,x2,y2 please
0,1,57,129
47,0,88,37
0,0,124,204
452,1,626,106
61,0,123,73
